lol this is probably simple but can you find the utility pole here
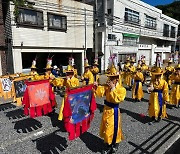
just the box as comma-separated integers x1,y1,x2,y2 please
84,8,87,58
103,0,107,72
94,0,98,58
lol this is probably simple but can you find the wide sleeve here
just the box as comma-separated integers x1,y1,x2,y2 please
95,85,106,97
109,86,126,103
88,72,94,84
163,80,169,102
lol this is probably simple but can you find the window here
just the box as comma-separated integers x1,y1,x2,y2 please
48,13,67,31
170,26,176,38
124,8,140,24
108,34,116,41
163,24,169,37
145,15,156,29
17,8,43,28
123,36,138,46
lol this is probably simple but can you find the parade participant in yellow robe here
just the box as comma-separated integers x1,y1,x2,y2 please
123,58,130,83
148,67,169,122
29,59,39,81
132,65,144,101
82,59,94,85
43,59,55,83
67,57,78,78
124,60,136,89
169,64,180,107
58,68,79,120
141,60,149,85
91,58,100,84
164,60,175,87
95,64,126,153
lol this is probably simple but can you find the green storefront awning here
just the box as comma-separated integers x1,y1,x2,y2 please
123,33,139,38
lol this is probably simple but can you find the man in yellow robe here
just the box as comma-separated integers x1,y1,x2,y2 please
82,59,94,85
91,58,100,84
148,67,169,122
164,60,175,87
95,64,126,153
141,60,149,85
169,64,180,108
132,65,144,102
124,60,136,90
58,67,80,120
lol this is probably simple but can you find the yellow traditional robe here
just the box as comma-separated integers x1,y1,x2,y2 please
123,63,130,83
96,83,126,145
164,66,175,86
132,72,144,100
58,76,79,120
124,66,136,86
148,79,169,119
91,66,100,83
169,74,180,105
82,70,94,85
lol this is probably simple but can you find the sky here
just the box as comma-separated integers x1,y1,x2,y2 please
142,0,174,6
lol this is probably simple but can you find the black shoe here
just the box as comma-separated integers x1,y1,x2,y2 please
101,144,112,154
111,143,119,153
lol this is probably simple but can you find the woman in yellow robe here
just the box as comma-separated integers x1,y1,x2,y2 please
132,66,144,101
148,67,169,122
91,61,100,84
58,69,79,120
169,64,180,107
164,61,175,87
82,63,94,86
95,65,126,153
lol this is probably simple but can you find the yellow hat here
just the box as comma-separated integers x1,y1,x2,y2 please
65,65,74,73
152,67,164,75
45,58,52,69
107,64,119,77
175,64,180,70
84,58,91,67
126,57,130,61
141,60,145,64
31,60,37,69
93,58,99,66
136,64,141,70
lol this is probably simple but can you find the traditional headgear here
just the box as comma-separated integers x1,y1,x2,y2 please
93,58,99,66
65,66,74,73
175,64,180,70
126,56,130,62
84,58,90,67
31,60,37,69
152,67,164,75
45,58,52,69
107,55,119,77
69,57,75,66
131,56,136,63
136,64,141,70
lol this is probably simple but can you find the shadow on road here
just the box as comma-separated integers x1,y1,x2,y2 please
13,118,42,133
48,112,66,132
0,103,16,112
120,108,151,124
33,130,68,154
80,132,104,153
128,120,180,154
5,108,25,120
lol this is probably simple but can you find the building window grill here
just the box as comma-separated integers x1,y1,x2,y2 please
163,24,170,37
170,26,176,38
145,15,156,29
17,8,44,28
48,13,67,32
124,8,140,24
108,34,116,41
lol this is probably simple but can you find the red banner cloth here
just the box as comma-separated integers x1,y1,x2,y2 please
22,80,56,118
63,84,96,140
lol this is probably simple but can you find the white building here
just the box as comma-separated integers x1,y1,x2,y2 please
95,0,179,71
4,0,93,74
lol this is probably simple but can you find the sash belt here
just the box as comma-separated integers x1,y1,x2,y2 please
174,82,180,85
84,78,89,85
104,100,119,144
153,89,163,117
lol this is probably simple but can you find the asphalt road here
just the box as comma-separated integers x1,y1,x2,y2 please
0,85,179,154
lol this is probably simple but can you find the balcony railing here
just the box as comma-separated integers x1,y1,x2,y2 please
144,23,157,30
